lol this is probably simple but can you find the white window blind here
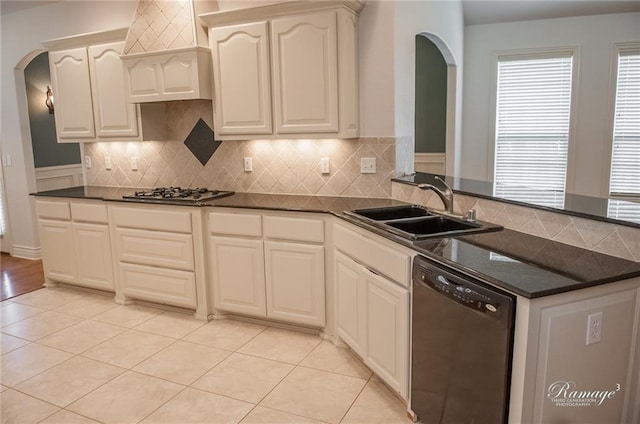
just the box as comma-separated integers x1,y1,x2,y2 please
608,49,640,223
609,51,640,197
493,54,574,209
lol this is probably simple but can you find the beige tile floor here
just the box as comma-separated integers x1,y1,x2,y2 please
1,287,410,424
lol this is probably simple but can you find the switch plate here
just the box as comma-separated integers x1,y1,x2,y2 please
105,156,112,170
586,311,603,345
243,157,253,172
320,157,330,174
1,155,11,167
361,157,376,174
84,155,92,169
130,157,138,171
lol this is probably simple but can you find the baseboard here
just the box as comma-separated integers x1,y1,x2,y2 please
11,245,42,260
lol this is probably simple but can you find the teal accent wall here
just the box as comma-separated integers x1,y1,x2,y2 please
415,35,447,153
24,52,81,168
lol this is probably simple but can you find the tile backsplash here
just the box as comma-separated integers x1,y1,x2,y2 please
392,182,640,262
83,100,395,197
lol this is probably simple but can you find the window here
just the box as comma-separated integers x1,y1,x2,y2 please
608,46,640,223
493,52,575,209
609,48,640,197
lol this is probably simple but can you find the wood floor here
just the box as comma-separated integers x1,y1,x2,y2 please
1,253,45,301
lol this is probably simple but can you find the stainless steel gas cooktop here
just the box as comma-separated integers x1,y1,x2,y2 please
123,187,234,203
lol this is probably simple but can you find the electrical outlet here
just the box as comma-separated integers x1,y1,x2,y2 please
243,157,253,172
361,157,376,174
131,157,138,171
105,156,112,170
320,157,330,174
84,155,92,169
586,311,603,345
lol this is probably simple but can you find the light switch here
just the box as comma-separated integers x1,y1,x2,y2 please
84,156,92,169
243,157,253,172
361,157,376,174
105,156,112,170
131,157,138,171
320,158,330,174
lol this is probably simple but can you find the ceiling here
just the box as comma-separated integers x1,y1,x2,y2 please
462,0,640,25
1,0,61,15
3,0,639,22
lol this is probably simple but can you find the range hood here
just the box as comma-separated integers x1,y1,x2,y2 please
121,0,218,103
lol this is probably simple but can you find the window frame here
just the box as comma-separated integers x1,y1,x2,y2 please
487,46,580,197
602,42,640,199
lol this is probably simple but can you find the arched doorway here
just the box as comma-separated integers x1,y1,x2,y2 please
414,32,458,176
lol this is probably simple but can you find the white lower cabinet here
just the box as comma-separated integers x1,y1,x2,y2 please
72,223,113,291
334,222,412,400
110,204,206,316
265,241,325,327
363,267,409,396
36,199,113,291
208,209,326,327
210,236,266,317
39,219,78,284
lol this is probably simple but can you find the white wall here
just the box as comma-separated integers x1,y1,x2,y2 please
392,0,464,176
461,12,640,197
0,0,137,256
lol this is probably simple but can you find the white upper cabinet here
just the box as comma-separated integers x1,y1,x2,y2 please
48,48,96,140
271,12,338,134
43,29,144,143
210,22,272,135
201,0,363,140
122,48,213,103
88,42,139,138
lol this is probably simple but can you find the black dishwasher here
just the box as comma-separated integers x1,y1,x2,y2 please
411,255,516,424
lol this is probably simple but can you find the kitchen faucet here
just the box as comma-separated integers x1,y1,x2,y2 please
418,176,454,214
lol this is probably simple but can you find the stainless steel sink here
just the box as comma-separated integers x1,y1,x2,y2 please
345,205,502,240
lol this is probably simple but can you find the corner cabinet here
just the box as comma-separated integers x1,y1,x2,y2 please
333,221,413,400
201,0,363,140
43,29,144,143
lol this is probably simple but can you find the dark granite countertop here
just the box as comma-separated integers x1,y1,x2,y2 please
32,185,640,299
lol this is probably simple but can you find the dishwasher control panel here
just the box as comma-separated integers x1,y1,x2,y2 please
413,256,515,325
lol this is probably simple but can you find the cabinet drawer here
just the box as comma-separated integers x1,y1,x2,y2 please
112,206,192,233
36,200,71,220
209,211,262,237
264,215,324,243
71,202,108,224
116,228,194,270
119,262,196,309
334,223,411,287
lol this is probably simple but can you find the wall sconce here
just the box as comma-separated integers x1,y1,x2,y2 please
45,85,54,114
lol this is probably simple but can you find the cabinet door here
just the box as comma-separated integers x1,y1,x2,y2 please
334,251,366,356
210,236,266,317
264,241,325,327
210,21,272,135
38,219,77,283
271,12,339,133
48,47,95,140
73,223,114,291
88,42,139,138
364,268,409,399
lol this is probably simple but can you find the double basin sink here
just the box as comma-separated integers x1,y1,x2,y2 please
344,205,502,241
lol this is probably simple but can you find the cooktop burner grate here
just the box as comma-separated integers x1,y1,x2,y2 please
123,187,234,202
